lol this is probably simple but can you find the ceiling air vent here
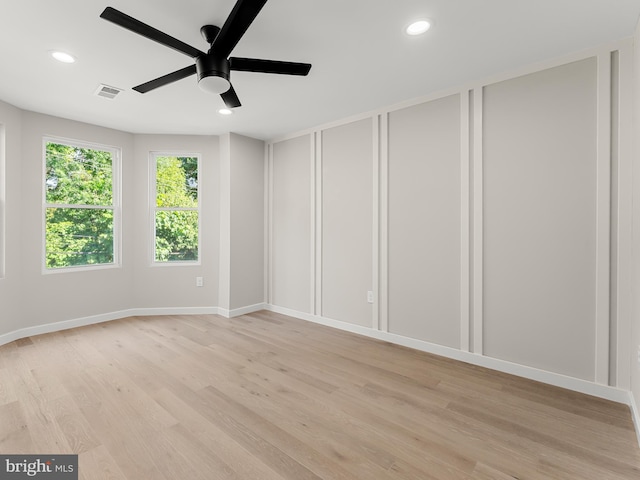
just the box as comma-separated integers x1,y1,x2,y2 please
94,84,124,100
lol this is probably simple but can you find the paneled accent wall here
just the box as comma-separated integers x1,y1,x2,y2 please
267,41,633,399
482,58,598,381
321,119,374,327
388,95,462,348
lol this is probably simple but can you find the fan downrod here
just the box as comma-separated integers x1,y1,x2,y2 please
200,25,221,47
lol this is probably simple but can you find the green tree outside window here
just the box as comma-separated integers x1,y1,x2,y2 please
45,141,117,269
154,155,199,262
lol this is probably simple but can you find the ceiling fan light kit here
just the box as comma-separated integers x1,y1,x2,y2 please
100,0,312,109
196,55,231,94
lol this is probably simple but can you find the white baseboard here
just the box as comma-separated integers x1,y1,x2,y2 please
266,304,630,405
218,303,268,319
131,306,220,317
630,391,640,448
0,306,219,348
0,309,138,347
0,304,268,348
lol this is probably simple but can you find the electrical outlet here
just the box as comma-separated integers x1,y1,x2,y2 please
367,291,374,304
196,276,204,287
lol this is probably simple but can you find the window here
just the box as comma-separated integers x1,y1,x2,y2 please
152,154,200,263
44,138,120,271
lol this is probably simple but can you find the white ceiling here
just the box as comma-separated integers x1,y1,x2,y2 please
0,0,639,140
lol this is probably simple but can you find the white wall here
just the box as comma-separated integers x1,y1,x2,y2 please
218,132,265,313
388,95,462,348
19,111,136,327
0,101,22,333
0,110,268,340
268,39,635,407
269,135,312,313
631,18,640,438
132,134,220,310
321,119,373,327
482,58,598,381
229,134,265,311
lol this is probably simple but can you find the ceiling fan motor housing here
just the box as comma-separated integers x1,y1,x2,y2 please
196,54,231,93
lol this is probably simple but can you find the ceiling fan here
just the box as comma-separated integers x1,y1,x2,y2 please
100,0,312,108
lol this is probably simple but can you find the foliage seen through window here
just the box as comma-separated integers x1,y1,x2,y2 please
45,142,116,269
154,156,199,262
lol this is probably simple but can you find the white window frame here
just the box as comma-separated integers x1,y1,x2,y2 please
150,152,202,266
42,136,122,274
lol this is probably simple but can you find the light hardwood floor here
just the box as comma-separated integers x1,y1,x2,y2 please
0,311,639,479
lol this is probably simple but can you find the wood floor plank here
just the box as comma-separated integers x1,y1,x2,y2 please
182,336,468,478
30,365,70,401
195,384,351,480
79,445,128,480
447,400,640,478
9,354,74,454
0,401,35,453
72,391,171,478
0,311,639,480
442,383,638,461
501,379,636,428
0,367,18,406
153,388,287,480
48,395,102,454
234,359,477,479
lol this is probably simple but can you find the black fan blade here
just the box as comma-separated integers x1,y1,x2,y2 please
100,7,205,58
211,0,268,58
133,65,197,93
230,57,311,75
221,85,242,108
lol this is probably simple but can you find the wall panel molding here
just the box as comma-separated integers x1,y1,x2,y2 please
460,91,470,352
472,87,484,355
264,143,271,305
379,113,389,333
266,143,274,305
614,44,634,390
372,115,381,330
312,131,321,316
596,52,612,385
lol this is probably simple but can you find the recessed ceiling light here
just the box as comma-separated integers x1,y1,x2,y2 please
406,19,432,36
218,108,233,115
50,51,76,63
